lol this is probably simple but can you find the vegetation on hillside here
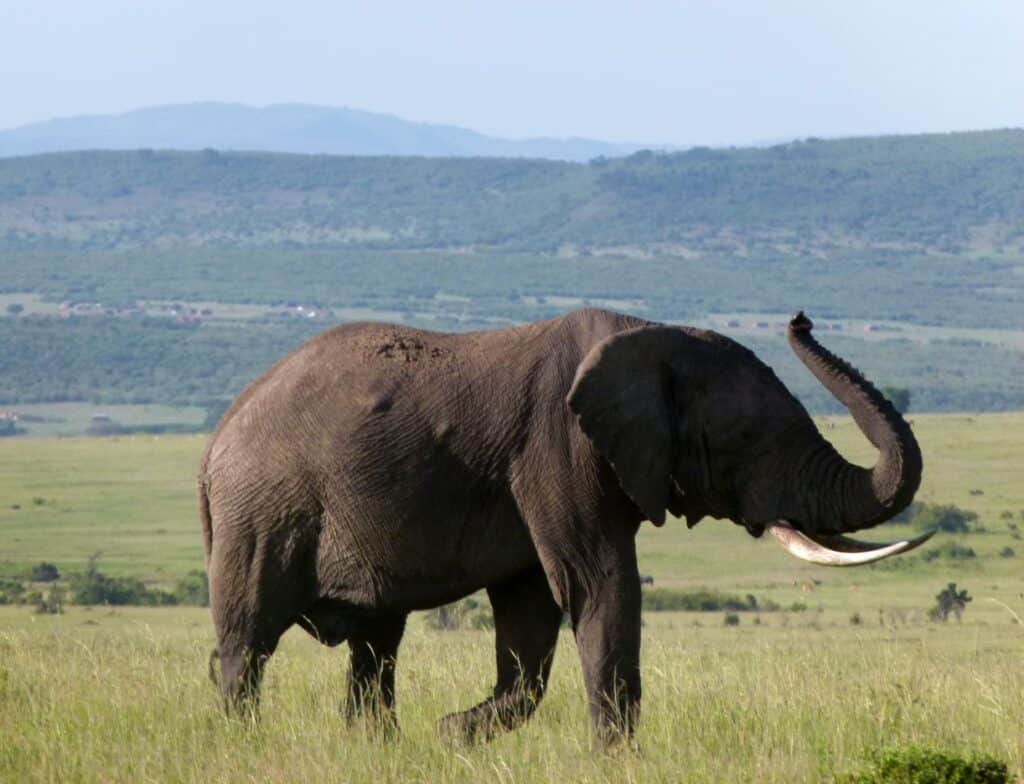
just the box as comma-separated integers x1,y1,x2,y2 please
4,131,1024,257
1,132,1022,412
3,312,1021,412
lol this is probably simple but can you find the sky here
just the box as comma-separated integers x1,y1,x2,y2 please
2,0,1023,146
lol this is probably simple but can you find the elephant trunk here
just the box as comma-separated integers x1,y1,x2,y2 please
787,313,922,534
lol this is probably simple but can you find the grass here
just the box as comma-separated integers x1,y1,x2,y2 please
0,607,1021,783
1,412,1023,781
0,433,206,579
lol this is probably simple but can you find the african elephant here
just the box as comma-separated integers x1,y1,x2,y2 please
199,308,926,746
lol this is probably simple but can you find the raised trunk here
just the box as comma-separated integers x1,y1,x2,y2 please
787,313,922,533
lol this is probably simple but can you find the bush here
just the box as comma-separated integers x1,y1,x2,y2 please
28,562,60,582
839,745,1009,784
641,588,773,612
921,542,976,562
423,597,494,631
930,583,972,622
912,503,977,534
850,612,863,626
998,546,1015,558
173,570,210,606
69,555,176,606
723,613,740,627
34,584,65,615
0,579,27,605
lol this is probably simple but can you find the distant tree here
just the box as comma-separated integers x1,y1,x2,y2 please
5,303,24,315
929,583,972,622
28,562,60,582
881,386,911,413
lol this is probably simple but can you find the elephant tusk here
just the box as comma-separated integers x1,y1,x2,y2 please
765,521,935,566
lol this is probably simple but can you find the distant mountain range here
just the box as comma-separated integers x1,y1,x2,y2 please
0,103,673,161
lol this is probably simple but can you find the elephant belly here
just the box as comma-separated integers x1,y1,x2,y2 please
315,492,540,612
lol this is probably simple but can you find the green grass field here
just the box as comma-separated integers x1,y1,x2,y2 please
1,413,1022,782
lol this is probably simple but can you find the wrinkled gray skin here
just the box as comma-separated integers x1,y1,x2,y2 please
200,308,921,746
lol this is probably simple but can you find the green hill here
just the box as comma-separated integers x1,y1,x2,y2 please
1,131,1022,414
3,130,1024,257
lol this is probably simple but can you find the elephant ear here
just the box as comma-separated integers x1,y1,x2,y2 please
567,326,684,527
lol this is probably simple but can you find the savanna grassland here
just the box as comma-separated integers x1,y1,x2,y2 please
1,413,1023,782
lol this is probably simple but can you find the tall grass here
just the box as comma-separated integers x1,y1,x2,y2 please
1,608,1020,783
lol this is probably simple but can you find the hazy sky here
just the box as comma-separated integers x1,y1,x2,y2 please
3,0,1023,145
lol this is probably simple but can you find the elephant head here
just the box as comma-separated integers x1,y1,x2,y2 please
567,312,930,565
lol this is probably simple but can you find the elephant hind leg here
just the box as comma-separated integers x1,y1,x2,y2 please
437,567,563,744
345,614,408,735
214,642,273,719
207,520,312,717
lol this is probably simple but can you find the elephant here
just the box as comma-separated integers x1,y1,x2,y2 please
199,308,928,746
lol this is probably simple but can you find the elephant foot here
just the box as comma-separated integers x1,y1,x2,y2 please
437,705,501,746
437,710,479,746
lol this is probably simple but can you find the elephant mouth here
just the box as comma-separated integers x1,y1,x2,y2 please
766,520,935,566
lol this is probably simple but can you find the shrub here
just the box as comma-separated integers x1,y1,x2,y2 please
839,745,1009,784
998,547,1015,558
69,555,176,606
723,613,740,626
28,562,60,582
423,597,494,631
929,583,972,622
913,503,977,534
34,584,65,615
850,612,863,626
0,579,27,605
921,542,976,562
641,588,772,612
173,570,209,606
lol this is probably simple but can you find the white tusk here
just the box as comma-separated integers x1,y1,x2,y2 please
766,521,936,567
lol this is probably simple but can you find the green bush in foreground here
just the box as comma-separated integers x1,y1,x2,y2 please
838,746,1010,784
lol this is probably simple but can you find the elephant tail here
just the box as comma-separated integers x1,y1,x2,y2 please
198,472,213,564
208,647,221,687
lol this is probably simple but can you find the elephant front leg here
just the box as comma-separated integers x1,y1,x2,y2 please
569,548,643,748
437,568,563,744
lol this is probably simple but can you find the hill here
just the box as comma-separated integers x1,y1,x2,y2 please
2,130,1024,260
0,103,652,162
1,130,1023,413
